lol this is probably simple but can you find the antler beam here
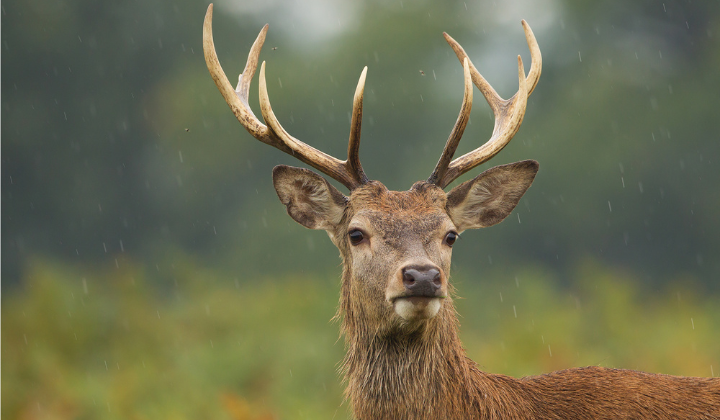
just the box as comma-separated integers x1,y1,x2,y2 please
203,4,368,190
430,21,542,189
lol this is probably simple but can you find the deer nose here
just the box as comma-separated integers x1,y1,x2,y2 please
402,266,442,297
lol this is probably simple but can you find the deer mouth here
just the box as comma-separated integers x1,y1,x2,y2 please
392,296,444,320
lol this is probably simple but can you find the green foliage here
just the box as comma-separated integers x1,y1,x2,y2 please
2,257,346,419
455,260,719,378
3,257,718,419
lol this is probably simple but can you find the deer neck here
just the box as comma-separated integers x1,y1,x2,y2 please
337,265,534,419
337,279,466,417
342,306,466,417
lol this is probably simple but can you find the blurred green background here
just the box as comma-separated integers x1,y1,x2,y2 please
2,0,719,419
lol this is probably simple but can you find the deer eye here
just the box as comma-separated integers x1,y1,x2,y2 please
348,229,365,246
444,231,458,247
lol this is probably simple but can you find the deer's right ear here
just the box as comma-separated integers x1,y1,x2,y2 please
272,165,348,230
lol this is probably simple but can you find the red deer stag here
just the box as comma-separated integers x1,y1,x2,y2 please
203,4,720,419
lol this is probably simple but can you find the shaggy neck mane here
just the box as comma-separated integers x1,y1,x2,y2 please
337,267,532,420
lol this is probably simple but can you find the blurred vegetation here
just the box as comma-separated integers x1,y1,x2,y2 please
3,257,718,419
3,0,720,418
2,257,345,419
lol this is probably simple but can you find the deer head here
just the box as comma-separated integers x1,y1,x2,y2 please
204,4,540,332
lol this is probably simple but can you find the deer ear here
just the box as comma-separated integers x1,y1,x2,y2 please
272,165,348,230
446,160,538,231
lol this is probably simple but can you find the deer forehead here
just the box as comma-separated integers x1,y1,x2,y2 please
347,183,454,243
347,181,448,212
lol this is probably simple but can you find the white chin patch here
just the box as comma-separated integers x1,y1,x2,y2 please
394,297,441,321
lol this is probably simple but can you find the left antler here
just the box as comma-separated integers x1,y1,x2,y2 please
203,4,369,190
428,21,542,189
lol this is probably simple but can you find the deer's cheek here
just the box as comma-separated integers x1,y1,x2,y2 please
440,253,453,275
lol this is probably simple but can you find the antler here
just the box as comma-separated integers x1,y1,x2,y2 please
429,20,542,189
203,4,369,190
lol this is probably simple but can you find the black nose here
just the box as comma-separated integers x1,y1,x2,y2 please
402,266,442,297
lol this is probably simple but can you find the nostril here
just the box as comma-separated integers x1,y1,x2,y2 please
402,270,417,287
430,269,441,286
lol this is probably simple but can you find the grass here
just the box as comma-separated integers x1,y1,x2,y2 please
3,256,718,419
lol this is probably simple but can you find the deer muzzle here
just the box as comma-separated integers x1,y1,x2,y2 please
389,265,447,320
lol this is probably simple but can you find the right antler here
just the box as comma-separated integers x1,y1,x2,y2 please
428,21,542,189
203,4,369,190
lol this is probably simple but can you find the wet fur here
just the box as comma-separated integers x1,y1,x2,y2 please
273,165,720,419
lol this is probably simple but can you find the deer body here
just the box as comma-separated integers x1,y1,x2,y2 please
347,326,720,419
203,5,720,418
284,174,719,420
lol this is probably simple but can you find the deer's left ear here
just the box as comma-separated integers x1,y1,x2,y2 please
273,165,348,231
446,160,538,231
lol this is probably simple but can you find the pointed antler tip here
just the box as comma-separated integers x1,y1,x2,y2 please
443,32,463,56
256,24,269,42
258,61,268,87
205,4,214,21
355,67,368,94
522,20,535,37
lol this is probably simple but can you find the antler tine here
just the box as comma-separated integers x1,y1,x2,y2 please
204,5,275,147
443,21,541,105
258,62,362,189
348,67,370,185
438,55,529,188
236,25,266,115
522,19,542,96
427,58,473,185
443,32,503,116
433,21,541,188
203,4,368,190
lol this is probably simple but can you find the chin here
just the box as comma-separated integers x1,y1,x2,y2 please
393,297,442,321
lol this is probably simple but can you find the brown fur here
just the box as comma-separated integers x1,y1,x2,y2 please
272,165,720,419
